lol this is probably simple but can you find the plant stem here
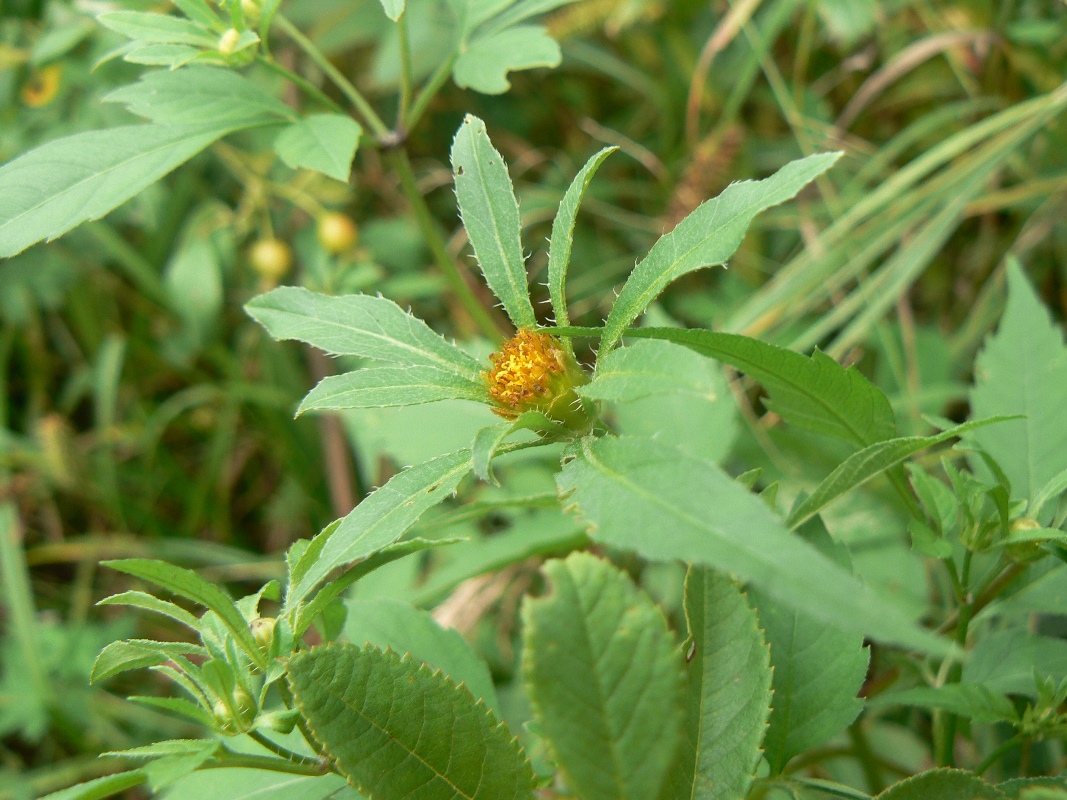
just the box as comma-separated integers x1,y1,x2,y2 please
407,52,457,132
209,751,326,776
976,736,1022,776
256,55,346,116
386,148,506,341
274,15,390,139
848,722,885,794
935,550,974,766
248,729,323,770
396,11,413,129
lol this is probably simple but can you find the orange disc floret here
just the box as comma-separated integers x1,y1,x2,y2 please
484,329,595,431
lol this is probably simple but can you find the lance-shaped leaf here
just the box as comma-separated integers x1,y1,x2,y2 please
287,643,535,800
105,67,295,127
522,553,683,800
659,568,771,800
970,260,1067,503
245,287,484,381
101,559,263,666
38,770,148,800
298,366,487,415
96,590,200,632
98,11,218,46
751,521,870,773
0,123,244,258
581,339,722,404
91,639,207,683
787,417,1012,528
452,115,535,329
600,152,841,351
288,449,474,607
275,114,362,183
548,146,616,331
621,327,896,447
557,435,951,656
875,769,1008,800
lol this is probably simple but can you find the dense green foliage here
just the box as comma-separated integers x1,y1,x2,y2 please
2,2,1067,800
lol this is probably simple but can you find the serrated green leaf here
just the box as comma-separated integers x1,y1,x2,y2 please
557,435,951,655
123,44,202,68
659,568,771,800
970,261,1067,502
163,770,359,800
96,590,200,631
105,67,294,126
102,559,263,666
875,769,1008,800
0,123,248,258
453,25,561,95
298,366,486,415
245,287,484,380
344,597,499,709
38,771,147,800
620,327,897,448
787,418,1013,528
288,643,535,800
999,778,1067,799
752,522,870,773
129,695,217,727
104,739,221,759
98,11,218,46
600,153,841,352
379,0,406,21
547,146,615,331
91,639,207,683
289,449,474,607
581,339,723,403
869,683,1018,724
523,553,683,800
451,114,534,328
275,114,362,183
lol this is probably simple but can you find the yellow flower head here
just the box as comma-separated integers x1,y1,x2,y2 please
21,64,62,108
485,329,593,429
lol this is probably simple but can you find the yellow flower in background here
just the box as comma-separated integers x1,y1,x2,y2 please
21,63,62,108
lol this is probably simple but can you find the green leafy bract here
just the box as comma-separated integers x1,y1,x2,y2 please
245,287,484,381
970,261,1067,503
298,366,487,414
557,435,950,655
659,568,772,800
451,114,534,329
287,643,535,800
274,114,363,183
522,553,683,800
599,153,842,352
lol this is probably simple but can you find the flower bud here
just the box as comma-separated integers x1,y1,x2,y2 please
250,616,277,653
241,0,262,22
213,687,257,734
218,28,241,56
317,212,359,254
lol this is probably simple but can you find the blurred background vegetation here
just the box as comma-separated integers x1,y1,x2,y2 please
1,0,1065,795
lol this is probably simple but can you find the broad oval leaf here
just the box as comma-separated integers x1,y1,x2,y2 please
245,287,484,381
547,146,616,330
298,366,487,415
0,123,241,258
556,435,951,656
451,114,535,328
453,25,562,95
600,152,841,351
275,114,362,183
659,568,771,800
875,769,1008,800
287,643,535,800
522,552,683,800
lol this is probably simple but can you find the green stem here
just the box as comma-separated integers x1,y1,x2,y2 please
386,148,505,341
935,551,974,766
275,15,390,139
248,729,322,770
396,11,413,129
208,751,327,776
255,55,347,115
848,722,885,794
976,736,1022,777
407,52,457,132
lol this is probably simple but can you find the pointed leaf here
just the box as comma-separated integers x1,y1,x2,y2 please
379,0,406,21
752,522,870,773
344,597,499,709
0,123,246,258
97,11,217,46
451,114,535,328
548,147,615,329
96,590,201,631
659,568,771,800
875,769,1008,800
622,327,897,447
869,683,1018,725
453,25,561,95
245,287,484,380
38,771,148,800
91,639,207,683
970,261,1067,502
129,696,216,728
289,449,474,606
105,67,295,126
287,643,535,800
557,435,951,655
601,153,841,351
275,114,362,183
522,553,683,800
298,366,486,415
472,410,555,484
787,417,1013,528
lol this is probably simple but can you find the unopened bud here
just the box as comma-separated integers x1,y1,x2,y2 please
218,28,241,56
